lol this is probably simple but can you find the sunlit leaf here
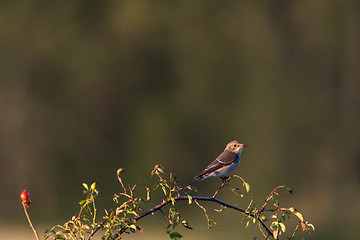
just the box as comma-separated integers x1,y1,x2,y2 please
146,187,151,201
117,168,124,176
307,222,315,231
279,222,286,232
82,183,88,190
170,171,176,182
288,207,295,213
136,226,143,232
181,219,193,229
91,182,96,191
244,182,250,192
270,222,278,230
273,228,278,239
127,210,138,216
161,186,167,196
294,211,304,222
245,220,249,228
187,195,192,205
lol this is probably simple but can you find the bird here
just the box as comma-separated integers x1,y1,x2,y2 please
191,140,247,185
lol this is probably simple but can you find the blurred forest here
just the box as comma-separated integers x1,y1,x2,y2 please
0,1,359,239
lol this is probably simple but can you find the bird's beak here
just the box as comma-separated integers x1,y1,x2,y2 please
243,144,248,148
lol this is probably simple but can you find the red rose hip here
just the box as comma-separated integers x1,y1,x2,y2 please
20,190,29,200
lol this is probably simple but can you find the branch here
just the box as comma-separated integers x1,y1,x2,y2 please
112,195,277,239
22,202,40,240
87,211,112,240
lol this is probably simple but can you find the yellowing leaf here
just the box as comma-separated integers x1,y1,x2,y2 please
244,182,250,192
288,207,295,213
91,182,96,191
117,168,124,176
129,224,137,230
273,228,278,239
188,195,192,205
294,211,304,222
279,222,286,232
307,222,315,231
245,220,249,228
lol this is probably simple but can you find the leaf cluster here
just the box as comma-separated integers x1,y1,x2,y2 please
43,165,314,240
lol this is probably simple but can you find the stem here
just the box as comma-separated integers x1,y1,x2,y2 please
22,202,40,240
87,211,112,240
112,196,277,239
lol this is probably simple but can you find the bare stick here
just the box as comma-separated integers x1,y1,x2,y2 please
22,202,40,240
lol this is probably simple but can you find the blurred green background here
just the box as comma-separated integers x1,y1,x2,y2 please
1,1,359,239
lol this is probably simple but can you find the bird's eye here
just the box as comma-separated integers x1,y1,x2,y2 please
233,144,237,147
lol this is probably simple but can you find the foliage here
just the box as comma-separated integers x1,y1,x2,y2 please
21,164,315,239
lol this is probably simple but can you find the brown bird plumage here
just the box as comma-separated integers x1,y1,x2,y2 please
191,140,247,185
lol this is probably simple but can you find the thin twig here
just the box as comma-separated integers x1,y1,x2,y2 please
87,211,112,240
260,185,285,212
212,180,227,198
22,202,40,240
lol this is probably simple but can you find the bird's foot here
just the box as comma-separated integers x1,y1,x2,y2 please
220,176,231,183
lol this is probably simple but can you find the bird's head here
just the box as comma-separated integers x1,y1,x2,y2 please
226,140,247,154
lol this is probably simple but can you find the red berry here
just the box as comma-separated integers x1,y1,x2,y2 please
20,190,29,200
24,198,31,207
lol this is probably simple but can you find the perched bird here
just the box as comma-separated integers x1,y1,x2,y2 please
191,140,247,185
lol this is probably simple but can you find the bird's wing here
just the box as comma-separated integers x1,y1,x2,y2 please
194,150,238,179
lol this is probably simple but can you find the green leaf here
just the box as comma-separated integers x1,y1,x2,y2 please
170,171,175,182
169,232,183,239
244,220,249,228
284,185,293,194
